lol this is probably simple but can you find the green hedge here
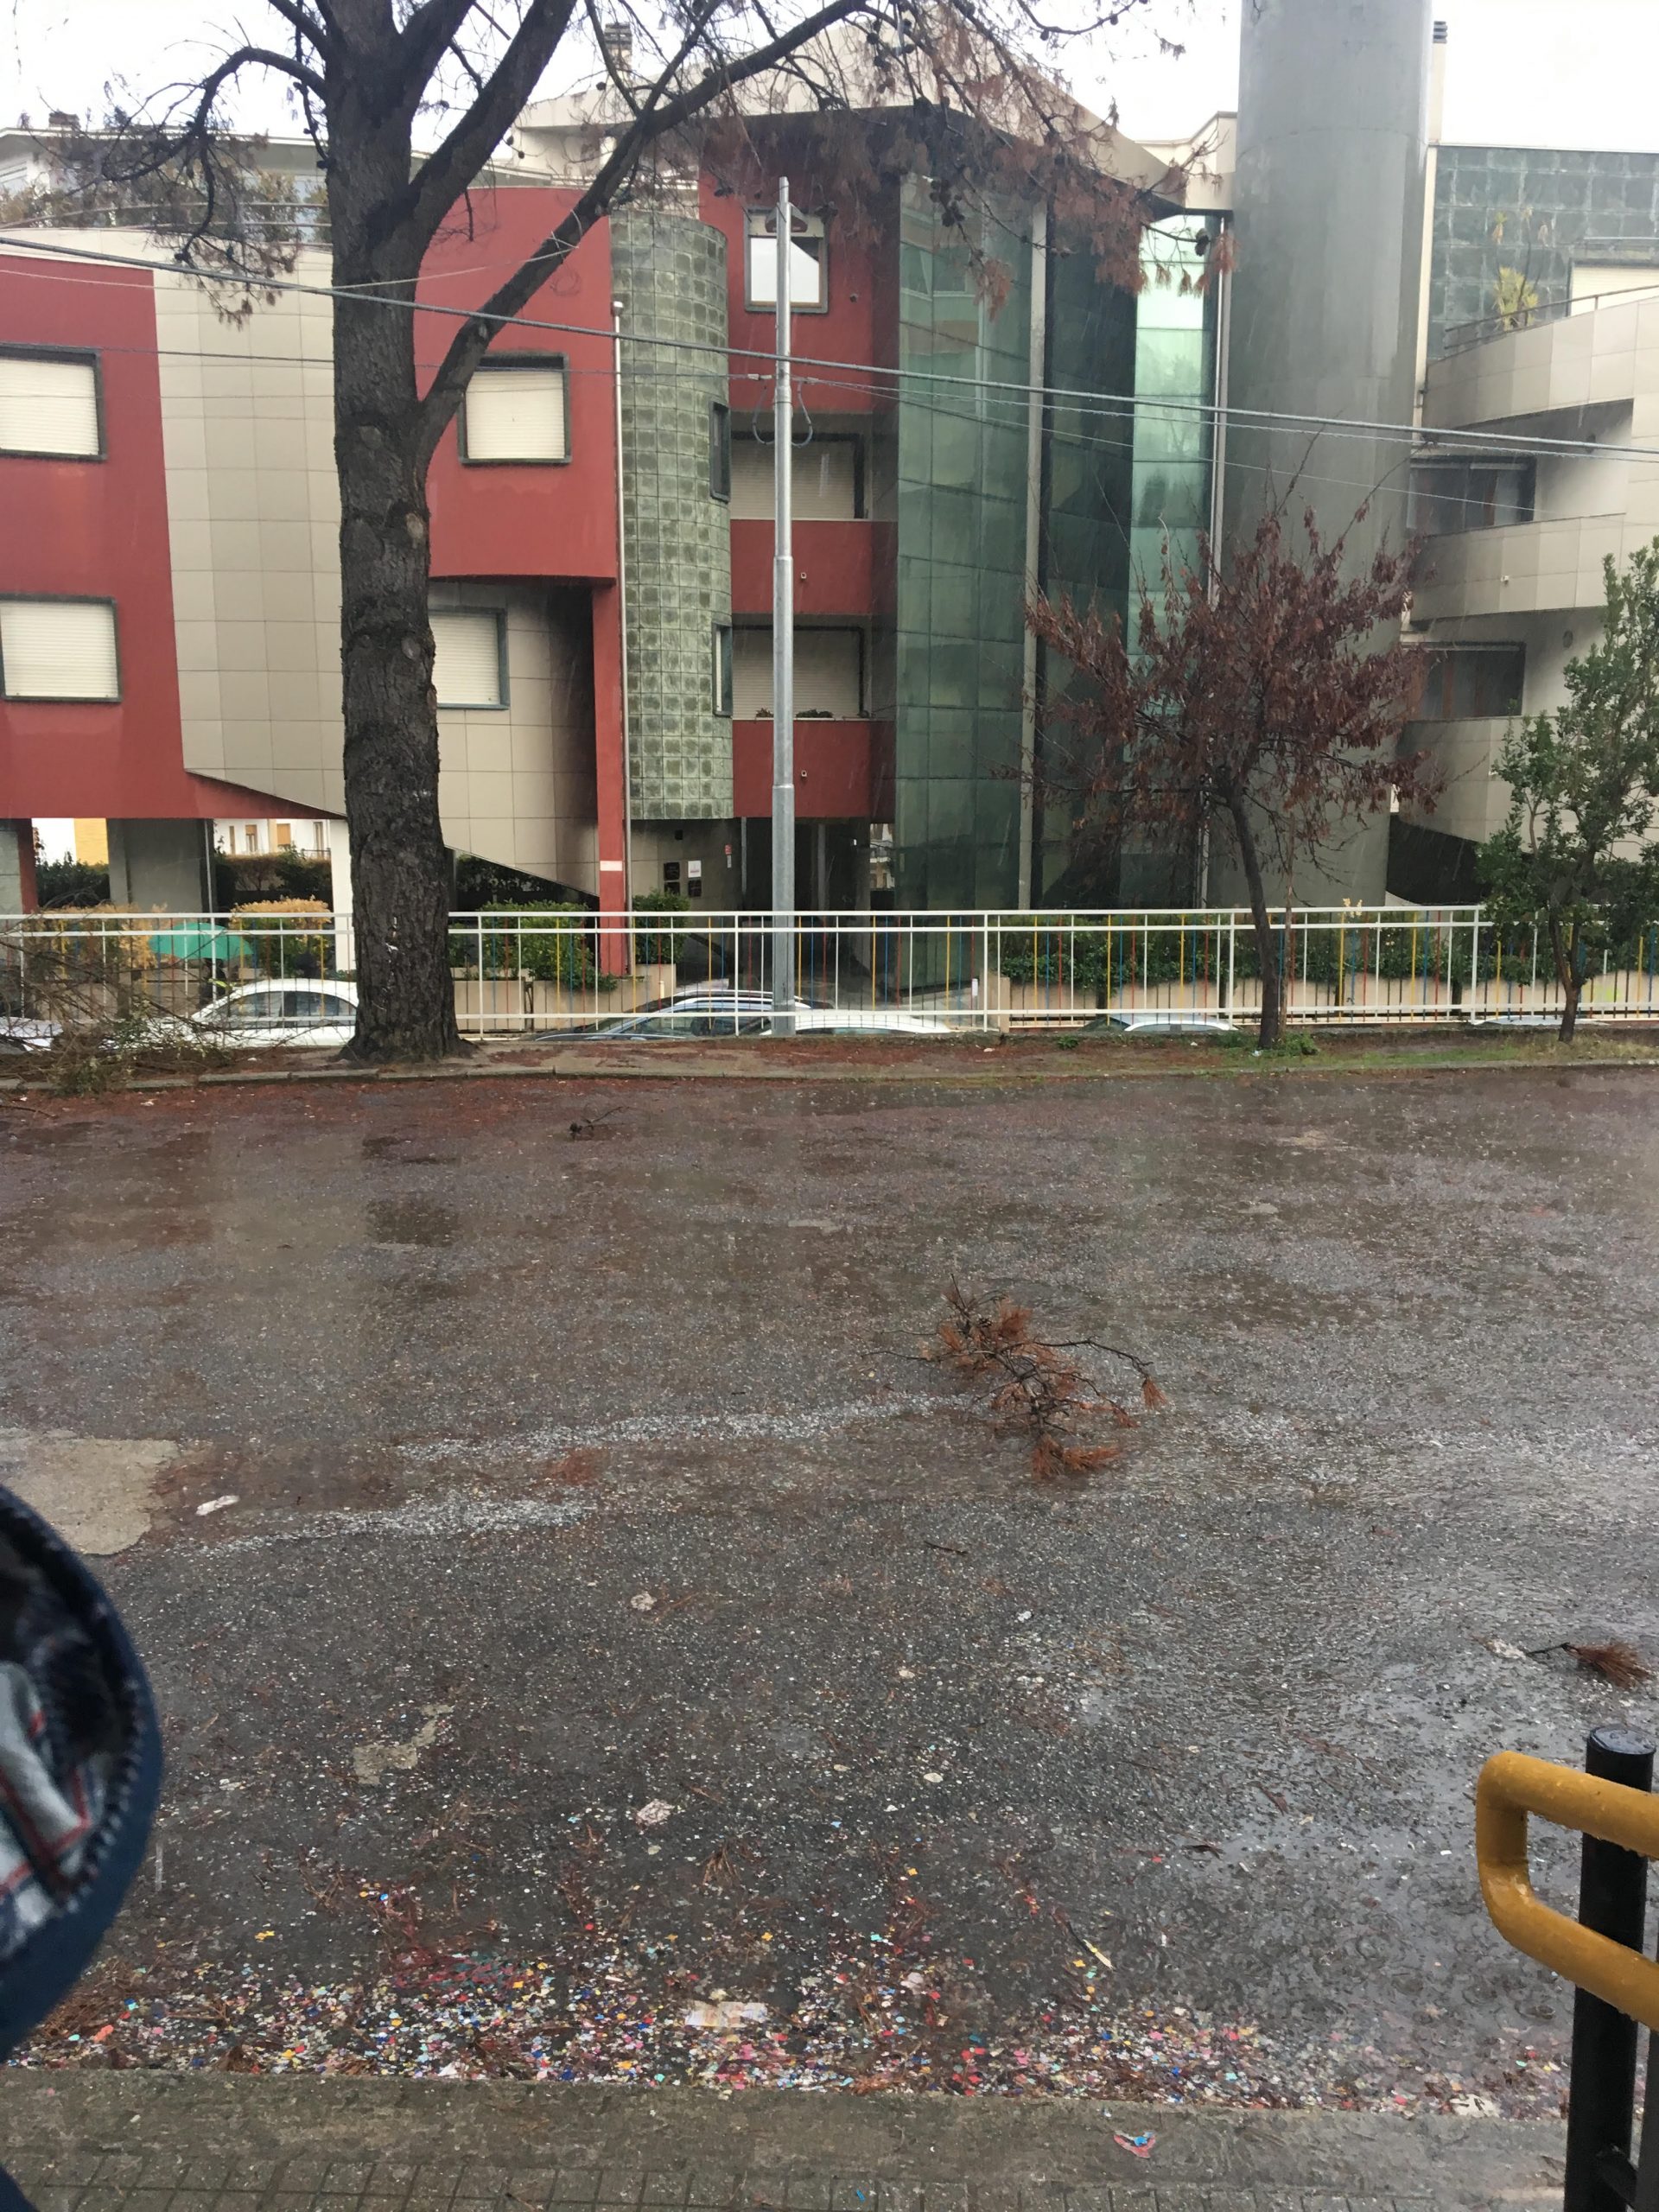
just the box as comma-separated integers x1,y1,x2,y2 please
989,915,1659,994
996,916,1235,990
631,890,691,968
448,902,595,988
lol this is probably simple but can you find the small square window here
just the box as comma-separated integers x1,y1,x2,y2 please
0,350,100,458
461,357,568,463
713,621,733,716
431,607,506,708
710,401,731,500
0,597,119,700
745,210,827,312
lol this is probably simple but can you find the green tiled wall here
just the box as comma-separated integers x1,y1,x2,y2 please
613,208,733,818
1429,146,1659,358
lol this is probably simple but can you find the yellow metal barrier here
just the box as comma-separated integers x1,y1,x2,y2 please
1477,1751,1659,2031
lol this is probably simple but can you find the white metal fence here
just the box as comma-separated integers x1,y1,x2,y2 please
3,905,1659,1045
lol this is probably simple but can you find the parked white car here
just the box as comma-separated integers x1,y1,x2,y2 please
589,989,954,1039
191,982,359,1048
1082,1011,1238,1038
0,1016,57,1054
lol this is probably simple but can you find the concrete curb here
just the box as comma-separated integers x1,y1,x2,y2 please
0,2076,1566,2203
3,1051,1659,1098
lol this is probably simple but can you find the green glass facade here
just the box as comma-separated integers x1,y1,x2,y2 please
1129,218,1216,617
893,191,1033,909
1428,146,1659,358
1118,218,1217,903
890,189,1142,909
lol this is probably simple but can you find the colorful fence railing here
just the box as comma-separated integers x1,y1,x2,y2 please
3,905,1658,1041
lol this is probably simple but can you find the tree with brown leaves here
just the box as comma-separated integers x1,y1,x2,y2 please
1027,507,1439,1046
54,0,1176,1062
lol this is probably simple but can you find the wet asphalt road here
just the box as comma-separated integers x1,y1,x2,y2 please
2,1065,1657,2100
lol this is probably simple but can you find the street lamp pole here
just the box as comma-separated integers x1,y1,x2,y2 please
770,175,796,1033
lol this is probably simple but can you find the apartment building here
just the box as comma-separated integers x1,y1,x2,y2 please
4,5,1654,918
0,178,626,918
0,97,1182,917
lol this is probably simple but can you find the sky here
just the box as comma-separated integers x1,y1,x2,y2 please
5,0,1659,156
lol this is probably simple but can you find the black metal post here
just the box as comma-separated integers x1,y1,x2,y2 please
1563,1727,1656,2212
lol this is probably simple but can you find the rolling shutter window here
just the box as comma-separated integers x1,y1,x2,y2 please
0,599,119,699
0,353,99,456
430,608,504,707
463,362,567,461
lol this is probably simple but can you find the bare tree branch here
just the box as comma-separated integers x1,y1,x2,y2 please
257,0,334,61
187,42,328,111
412,0,874,466
386,1,584,254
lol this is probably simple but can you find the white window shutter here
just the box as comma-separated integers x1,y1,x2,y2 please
430,609,503,707
0,355,99,456
463,363,567,461
0,600,118,699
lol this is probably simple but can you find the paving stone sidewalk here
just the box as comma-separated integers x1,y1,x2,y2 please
0,2081,1566,2211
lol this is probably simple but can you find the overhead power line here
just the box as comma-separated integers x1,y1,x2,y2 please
3,228,1656,465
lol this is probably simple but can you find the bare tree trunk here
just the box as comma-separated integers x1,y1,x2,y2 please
330,181,463,1062
1547,913,1580,1044
1225,790,1284,1047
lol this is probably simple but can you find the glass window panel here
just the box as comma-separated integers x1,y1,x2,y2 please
463,360,568,461
745,211,826,308
430,609,503,707
0,353,99,456
0,597,118,700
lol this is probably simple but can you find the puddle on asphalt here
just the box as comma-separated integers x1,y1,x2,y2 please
366,1198,461,1247
361,1133,461,1166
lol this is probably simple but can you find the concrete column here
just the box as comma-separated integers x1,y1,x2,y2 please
1222,0,1433,903
106,820,213,911
327,826,355,976
1,822,36,912
590,580,632,975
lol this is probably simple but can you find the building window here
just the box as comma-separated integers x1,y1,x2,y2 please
459,356,569,463
745,209,827,312
732,625,863,719
1414,645,1526,720
710,401,731,500
713,621,733,716
729,432,863,520
1411,458,1535,535
243,823,258,852
0,596,119,700
431,607,507,708
274,823,293,850
0,349,101,458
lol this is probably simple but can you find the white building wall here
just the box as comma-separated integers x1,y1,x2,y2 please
32,232,598,887
150,251,346,820
429,580,599,893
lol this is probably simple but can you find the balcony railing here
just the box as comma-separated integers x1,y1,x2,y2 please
731,717,876,818
1441,270,1659,356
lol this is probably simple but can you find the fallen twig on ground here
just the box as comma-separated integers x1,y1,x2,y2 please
924,1281,1166,1479
1562,1639,1654,1689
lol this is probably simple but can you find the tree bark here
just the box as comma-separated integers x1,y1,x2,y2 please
1225,788,1284,1047
329,148,463,1062
1548,912,1580,1044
